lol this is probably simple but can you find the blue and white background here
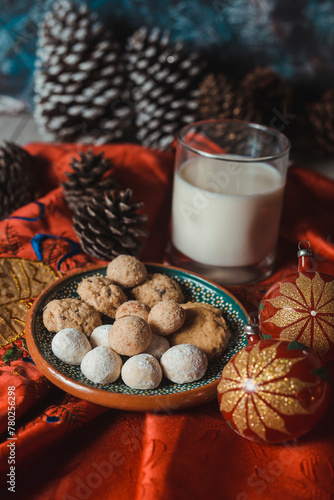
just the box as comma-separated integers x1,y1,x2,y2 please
1,0,334,110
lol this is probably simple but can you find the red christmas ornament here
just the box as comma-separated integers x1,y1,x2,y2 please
259,241,334,361
217,313,330,444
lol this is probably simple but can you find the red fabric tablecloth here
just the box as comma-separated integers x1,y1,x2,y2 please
0,143,334,500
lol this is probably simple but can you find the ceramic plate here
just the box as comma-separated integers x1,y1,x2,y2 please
26,264,248,412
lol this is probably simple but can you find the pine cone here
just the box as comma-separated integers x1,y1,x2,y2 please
199,73,236,120
73,188,148,259
34,1,131,144
126,27,205,151
307,89,334,155
62,150,119,212
238,66,293,125
0,142,34,219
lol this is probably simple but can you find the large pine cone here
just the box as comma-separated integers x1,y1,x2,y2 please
126,27,205,151
238,66,293,125
0,142,34,219
307,89,334,155
72,188,148,259
62,150,119,212
34,1,130,144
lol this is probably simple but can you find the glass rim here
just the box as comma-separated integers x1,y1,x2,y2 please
177,119,291,162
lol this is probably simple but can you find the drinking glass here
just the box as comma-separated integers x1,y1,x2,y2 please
168,120,290,285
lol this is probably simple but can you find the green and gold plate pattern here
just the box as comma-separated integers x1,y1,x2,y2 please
26,264,248,411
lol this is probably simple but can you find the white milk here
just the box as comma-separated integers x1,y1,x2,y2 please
171,157,285,267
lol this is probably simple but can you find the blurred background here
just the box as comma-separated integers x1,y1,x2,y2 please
0,0,334,169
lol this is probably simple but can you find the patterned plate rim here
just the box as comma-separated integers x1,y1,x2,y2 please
26,263,248,412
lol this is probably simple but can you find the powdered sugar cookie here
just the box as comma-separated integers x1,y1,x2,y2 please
90,324,112,348
81,346,122,384
160,344,208,384
121,354,162,389
143,333,170,360
51,328,91,365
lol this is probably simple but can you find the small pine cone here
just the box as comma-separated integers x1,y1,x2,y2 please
126,27,205,151
307,89,334,155
0,142,34,219
62,150,119,212
34,1,131,143
238,66,293,125
199,73,237,120
72,188,148,260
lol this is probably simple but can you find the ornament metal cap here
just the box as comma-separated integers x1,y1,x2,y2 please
244,312,260,336
297,240,312,258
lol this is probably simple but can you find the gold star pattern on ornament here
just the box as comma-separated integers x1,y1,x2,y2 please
264,273,334,357
0,258,58,347
218,342,315,441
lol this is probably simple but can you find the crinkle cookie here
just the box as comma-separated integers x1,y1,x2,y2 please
160,344,208,384
77,276,127,318
148,300,185,336
43,298,102,336
130,273,184,308
107,255,147,287
115,300,150,322
81,346,122,384
52,328,92,365
121,354,162,390
108,315,152,356
169,302,230,360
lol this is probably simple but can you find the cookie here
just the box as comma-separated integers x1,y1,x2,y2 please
51,328,92,365
160,344,208,384
130,273,184,308
81,346,122,384
43,298,102,336
115,300,150,322
148,300,186,336
107,255,147,287
90,324,113,348
143,333,170,360
108,315,152,356
121,354,162,390
169,302,230,360
77,276,127,318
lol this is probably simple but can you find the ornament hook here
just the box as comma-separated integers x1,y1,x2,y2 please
297,240,312,258
244,312,261,344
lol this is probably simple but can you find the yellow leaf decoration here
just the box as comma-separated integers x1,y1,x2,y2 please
218,342,316,441
264,272,334,357
0,258,58,347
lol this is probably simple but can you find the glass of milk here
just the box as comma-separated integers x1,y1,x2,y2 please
168,120,290,285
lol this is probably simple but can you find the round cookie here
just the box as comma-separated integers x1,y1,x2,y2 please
108,316,152,356
90,324,112,348
148,300,185,336
143,333,170,360
43,298,102,336
81,346,122,384
52,328,91,365
121,354,162,389
107,255,147,287
169,302,231,360
77,276,127,318
115,300,150,322
130,273,185,308
160,344,208,384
